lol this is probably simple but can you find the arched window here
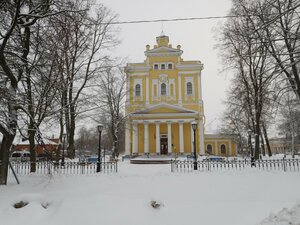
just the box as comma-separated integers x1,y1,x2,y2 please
207,144,212,154
161,64,166,70
170,84,174,95
154,64,158,70
221,144,226,155
168,63,173,69
135,84,141,97
187,82,193,95
161,83,166,96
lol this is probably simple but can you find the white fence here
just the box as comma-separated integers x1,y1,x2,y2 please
7,161,117,175
171,159,300,172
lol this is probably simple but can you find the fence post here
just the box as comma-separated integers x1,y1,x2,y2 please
283,157,286,172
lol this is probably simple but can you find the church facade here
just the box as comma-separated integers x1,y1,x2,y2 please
124,35,237,156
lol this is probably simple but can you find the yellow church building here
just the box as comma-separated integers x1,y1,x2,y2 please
124,34,237,157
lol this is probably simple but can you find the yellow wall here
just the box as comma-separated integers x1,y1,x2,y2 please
149,124,156,153
204,139,237,156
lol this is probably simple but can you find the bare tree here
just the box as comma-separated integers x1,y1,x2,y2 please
0,0,61,185
93,66,126,158
240,0,300,101
50,1,118,158
219,0,277,159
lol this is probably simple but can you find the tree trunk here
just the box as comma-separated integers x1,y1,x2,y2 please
262,123,272,157
68,103,76,158
0,135,15,185
254,122,260,160
28,130,37,173
260,130,266,157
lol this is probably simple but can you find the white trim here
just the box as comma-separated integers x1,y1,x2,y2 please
132,118,196,124
131,113,198,118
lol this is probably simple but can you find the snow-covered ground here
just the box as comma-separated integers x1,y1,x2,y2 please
1,161,300,225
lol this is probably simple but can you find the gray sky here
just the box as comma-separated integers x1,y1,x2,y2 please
99,0,233,133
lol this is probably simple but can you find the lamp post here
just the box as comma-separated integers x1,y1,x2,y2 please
191,121,198,170
97,124,104,173
61,133,66,167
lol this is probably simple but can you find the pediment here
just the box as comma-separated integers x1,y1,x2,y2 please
133,103,197,115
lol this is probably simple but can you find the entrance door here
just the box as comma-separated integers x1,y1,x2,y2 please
160,136,168,154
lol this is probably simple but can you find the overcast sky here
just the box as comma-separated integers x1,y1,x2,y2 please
98,0,233,133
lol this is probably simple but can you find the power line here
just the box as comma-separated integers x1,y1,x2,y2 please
107,15,249,25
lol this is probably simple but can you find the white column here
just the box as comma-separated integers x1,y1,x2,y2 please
132,122,138,154
125,122,131,155
178,74,182,105
198,72,203,110
198,72,202,101
167,122,172,154
199,119,205,155
144,122,149,154
155,122,160,154
179,121,184,153
126,76,130,105
146,76,149,105
190,124,194,154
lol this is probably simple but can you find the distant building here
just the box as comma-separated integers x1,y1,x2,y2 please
14,138,60,155
124,34,237,156
269,137,300,155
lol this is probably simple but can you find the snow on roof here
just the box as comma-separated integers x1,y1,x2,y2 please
16,138,59,146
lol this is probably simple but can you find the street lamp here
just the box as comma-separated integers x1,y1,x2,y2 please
97,124,104,173
191,121,198,170
61,133,67,167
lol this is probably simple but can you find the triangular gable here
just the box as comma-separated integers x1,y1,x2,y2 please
133,103,198,115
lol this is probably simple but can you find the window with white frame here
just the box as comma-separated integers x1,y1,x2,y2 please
168,63,173,70
154,64,159,70
161,64,166,70
161,83,167,96
135,84,141,97
186,82,193,95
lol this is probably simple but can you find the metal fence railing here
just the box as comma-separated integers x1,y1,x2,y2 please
8,161,118,175
171,158,300,172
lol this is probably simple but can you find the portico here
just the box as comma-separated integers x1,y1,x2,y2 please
127,118,204,155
